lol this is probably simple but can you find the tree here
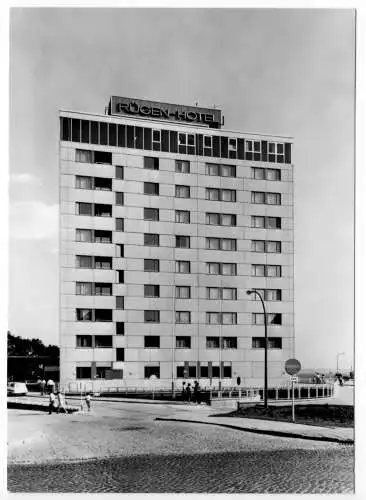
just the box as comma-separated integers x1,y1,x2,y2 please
7,331,59,357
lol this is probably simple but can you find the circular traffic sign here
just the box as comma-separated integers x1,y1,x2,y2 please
285,358,301,375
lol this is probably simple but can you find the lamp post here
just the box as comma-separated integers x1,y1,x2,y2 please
247,289,268,408
336,352,345,372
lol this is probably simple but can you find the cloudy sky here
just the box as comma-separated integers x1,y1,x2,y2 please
8,8,355,370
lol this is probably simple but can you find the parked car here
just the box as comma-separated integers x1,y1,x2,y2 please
7,382,28,396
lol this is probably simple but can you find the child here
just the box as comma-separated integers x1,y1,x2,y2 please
85,393,92,411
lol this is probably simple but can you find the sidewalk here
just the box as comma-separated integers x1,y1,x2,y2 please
155,410,354,444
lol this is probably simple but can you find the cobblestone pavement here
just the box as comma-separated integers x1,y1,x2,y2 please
8,402,354,493
8,446,354,493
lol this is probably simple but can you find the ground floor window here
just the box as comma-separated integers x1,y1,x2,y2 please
76,367,91,379
144,366,160,379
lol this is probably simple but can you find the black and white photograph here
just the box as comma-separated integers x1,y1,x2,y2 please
5,5,358,495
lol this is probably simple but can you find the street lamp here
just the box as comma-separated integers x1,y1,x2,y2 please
247,289,268,408
336,352,345,372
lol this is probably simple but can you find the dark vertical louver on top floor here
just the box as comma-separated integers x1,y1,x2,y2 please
143,127,152,150
161,130,169,152
213,136,220,157
60,117,292,164
196,134,203,156
261,140,268,162
220,136,228,158
169,131,178,153
237,138,245,160
285,142,292,164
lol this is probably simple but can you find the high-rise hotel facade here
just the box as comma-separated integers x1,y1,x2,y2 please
59,96,294,391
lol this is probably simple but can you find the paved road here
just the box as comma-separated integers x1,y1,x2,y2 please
8,400,354,493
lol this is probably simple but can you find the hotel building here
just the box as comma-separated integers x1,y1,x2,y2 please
59,96,294,391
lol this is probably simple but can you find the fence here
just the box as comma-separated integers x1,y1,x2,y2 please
59,382,334,403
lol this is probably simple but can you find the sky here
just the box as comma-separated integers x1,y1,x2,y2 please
8,7,355,371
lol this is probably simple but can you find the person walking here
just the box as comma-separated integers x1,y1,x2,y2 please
47,379,55,394
40,379,46,396
85,393,92,411
48,391,56,415
181,382,186,402
186,383,192,403
56,391,68,414
194,381,202,404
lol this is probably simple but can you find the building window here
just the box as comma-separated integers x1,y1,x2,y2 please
206,188,236,202
176,336,191,349
252,337,282,349
251,240,281,253
251,192,281,205
144,157,159,170
222,337,237,349
251,264,281,277
77,309,92,321
116,166,124,179
175,210,190,224
94,283,112,296
176,286,191,299
206,313,237,324
175,311,191,324
76,255,93,268
144,208,159,221
95,230,112,243
223,364,232,378
116,296,124,309
76,335,92,348
206,337,220,349
144,182,159,196
75,175,93,190
206,312,220,325
206,287,237,300
206,213,236,226
117,244,124,257
176,235,190,249
76,229,93,242
268,142,285,163
176,261,190,274
206,163,236,178
203,135,212,156
76,282,92,295
144,233,160,246
96,367,109,379
94,309,113,322
116,348,124,362
94,177,112,191
175,185,190,199
152,130,161,151
144,285,160,298
252,167,281,181
76,367,91,379
144,336,160,348
251,289,282,301
94,335,113,348
144,310,160,323
76,202,93,216
144,366,160,378
75,149,93,163
116,192,124,205
94,256,113,269
116,218,124,231
252,313,282,325
251,216,281,229
144,259,160,272
94,204,112,217
117,270,124,284
206,262,236,276
175,160,190,173
116,322,124,335
206,238,236,251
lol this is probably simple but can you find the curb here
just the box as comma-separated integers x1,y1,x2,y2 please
8,402,79,413
155,417,354,445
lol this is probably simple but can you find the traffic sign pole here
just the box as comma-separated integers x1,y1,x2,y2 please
292,378,295,423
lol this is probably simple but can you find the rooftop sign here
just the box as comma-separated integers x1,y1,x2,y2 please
108,96,222,128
